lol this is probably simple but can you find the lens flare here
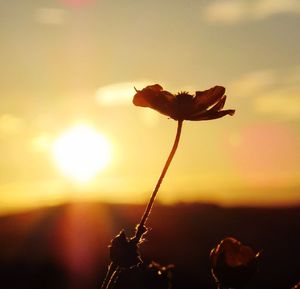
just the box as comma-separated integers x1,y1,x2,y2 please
61,0,94,7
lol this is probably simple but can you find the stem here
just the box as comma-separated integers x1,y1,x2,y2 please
100,262,117,289
101,120,183,289
135,120,183,240
106,267,121,289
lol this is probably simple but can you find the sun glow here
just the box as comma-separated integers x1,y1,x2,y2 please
52,125,111,182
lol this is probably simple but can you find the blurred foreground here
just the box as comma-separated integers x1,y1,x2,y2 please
1,202,300,289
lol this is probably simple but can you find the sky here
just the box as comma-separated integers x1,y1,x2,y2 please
0,0,300,214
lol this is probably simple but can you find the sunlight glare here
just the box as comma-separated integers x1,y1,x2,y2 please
52,125,111,182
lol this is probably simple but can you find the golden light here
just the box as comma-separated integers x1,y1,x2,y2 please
52,125,111,182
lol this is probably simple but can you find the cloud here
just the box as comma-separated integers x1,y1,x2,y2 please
95,81,161,126
203,1,247,24
31,132,53,152
254,0,300,19
202,0,300,24
35,8,65,25
229,69,275,97
0,114,24,136
254,87,300,120
95,81,152,106
230,67,300,120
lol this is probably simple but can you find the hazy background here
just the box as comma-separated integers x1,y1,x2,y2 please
1,0,300,214
1,2,300,288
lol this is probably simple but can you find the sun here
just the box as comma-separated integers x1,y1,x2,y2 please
52,124,111,182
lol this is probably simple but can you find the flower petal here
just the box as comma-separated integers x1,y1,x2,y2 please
194,86,225,110
210,95,227,111
133,84,175,117
133,84,163,107
188,109,235,121
239,245,256,265
210,237,258,288
210,248,218,268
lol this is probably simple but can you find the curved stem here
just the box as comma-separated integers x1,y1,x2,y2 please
100,262,117,289
106,267,121,289
135,120,183,240
101,120,183,289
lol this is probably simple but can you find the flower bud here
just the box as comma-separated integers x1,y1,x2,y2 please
109,230,142,268
210,237,259,288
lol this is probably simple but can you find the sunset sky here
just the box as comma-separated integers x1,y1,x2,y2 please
1,0,300,214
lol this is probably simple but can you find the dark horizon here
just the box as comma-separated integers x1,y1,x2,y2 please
1,201,300,289
2,196,300,218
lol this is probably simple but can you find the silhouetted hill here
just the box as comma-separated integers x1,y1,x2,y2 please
1,202,300,289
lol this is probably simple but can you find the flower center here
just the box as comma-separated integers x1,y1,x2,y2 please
174,92,195,120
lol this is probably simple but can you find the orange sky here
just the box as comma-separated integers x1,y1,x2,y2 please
0,0,300,214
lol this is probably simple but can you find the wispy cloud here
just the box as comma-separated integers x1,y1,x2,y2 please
229,69,275,97
31,132,53,153
95,81,152,107
203,1,247,24
95,81,160,126
230,66,300,119
254,86,300,120
202,0,300,24
0,114,24,136
254,0,300,19
35,8,65,25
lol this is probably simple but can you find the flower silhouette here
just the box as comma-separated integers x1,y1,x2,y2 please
133,84,235,121
109,230,142,269
101,83,236,289
210,237,259,288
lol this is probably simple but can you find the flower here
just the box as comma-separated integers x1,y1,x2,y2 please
292,281,300,289
210,237,259,288
109,230,142,268
133,84,235,121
